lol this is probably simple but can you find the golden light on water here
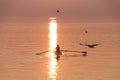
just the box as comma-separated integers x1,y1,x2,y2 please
48,17,58,80
48,18,57,51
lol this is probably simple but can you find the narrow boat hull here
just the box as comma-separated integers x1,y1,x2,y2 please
54,51,62,60
54,51,62,55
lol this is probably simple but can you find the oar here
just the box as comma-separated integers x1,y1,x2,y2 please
36,50,87,56
61,50,87,53
36,50,50,55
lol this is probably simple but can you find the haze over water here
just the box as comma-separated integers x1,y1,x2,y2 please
0,0,120,80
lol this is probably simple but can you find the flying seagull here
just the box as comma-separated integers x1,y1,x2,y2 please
80,43,100,48
56,10,60,13
85,30,88,33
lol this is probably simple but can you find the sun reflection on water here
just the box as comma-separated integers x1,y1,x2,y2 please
48,17,58,80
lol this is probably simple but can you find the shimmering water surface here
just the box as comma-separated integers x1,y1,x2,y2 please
0,21,120,80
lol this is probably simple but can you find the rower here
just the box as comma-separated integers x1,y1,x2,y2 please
55,44,62,60
56,44,60,52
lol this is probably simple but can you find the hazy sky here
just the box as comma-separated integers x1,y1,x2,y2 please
0,0,120,22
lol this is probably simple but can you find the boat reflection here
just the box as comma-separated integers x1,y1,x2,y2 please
48,17,58,80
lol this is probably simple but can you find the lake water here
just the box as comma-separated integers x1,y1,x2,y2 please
0,21,120,80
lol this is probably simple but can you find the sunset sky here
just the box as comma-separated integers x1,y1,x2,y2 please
0,0,120,22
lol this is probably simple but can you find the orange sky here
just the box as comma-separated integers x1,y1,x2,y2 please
0,0,120,22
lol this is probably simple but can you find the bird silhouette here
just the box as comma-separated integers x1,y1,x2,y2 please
85,30,88,33
56,10,60,13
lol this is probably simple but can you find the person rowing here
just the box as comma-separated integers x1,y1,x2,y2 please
54,44,62,60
